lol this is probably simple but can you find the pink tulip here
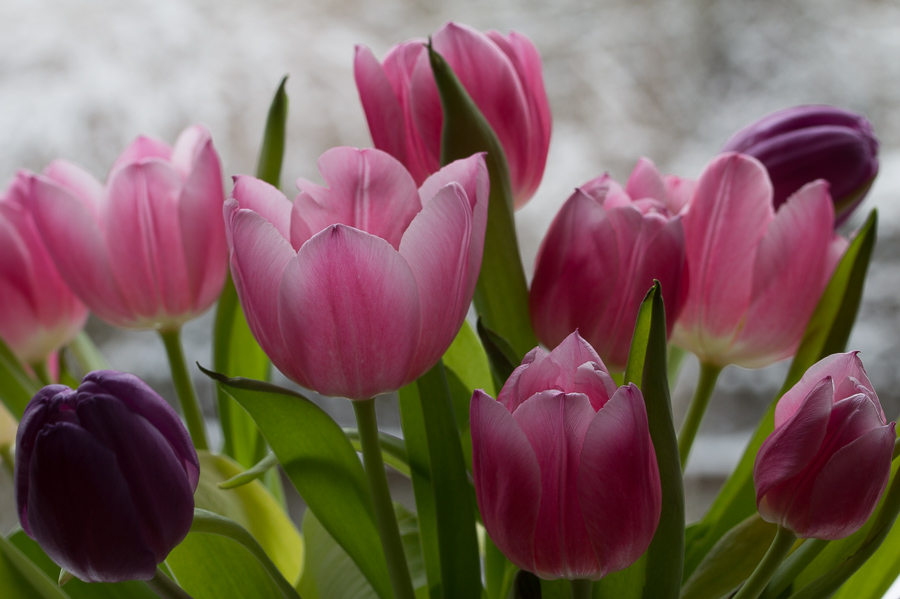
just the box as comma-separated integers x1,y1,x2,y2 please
754,352,895,539
27,126,227,331
0,172,88,365
355,21,551,208
673,152,846,368
471,331,661,580
530,159,688,372
225,147,488,400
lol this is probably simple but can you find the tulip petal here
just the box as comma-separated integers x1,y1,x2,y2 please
663,174,695,215
775,352,873,427
354,45,411,168
110,136,172,175
573,362,618,411
548,330,608,387
277,224,421,399
625,158,667,203
470,390,541,574
41,160,104,215
231,176,293,242
578,384,661,577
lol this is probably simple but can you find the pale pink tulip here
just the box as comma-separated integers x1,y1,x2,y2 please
754,352,894,539
471,331,661,580
673,153,846,368
530,159,688,372
225,147,488,400
355,22,551,208
28,126,227,331
0,172,88,365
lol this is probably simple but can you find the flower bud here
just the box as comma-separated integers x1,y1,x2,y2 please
721,105,879,226
15,371,199,582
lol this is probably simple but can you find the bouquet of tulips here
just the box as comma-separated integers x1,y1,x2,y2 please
0,21,895,599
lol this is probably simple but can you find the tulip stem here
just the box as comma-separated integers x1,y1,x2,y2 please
159,328,208,451
571,579,593,599
677,362,722,468
732,526,796,599
146,567,195,599
352,398,416,599
32,360,52,386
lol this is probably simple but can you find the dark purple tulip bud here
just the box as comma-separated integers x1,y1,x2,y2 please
722,105,879,226
15,370,199,583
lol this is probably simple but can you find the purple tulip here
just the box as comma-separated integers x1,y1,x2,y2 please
754,353,894,539
15,371,199,582
722,105,879,226
470,332,661,580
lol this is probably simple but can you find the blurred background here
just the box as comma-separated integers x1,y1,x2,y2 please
2,0,899,535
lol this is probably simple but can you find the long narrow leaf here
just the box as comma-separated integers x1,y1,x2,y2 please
0,335,39,419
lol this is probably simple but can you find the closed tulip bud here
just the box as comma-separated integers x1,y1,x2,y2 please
28,125,228,331
0,172,88,366
225,147,488,400
471,332,661,580
754,353,894,540
355,21,551,208
15,371,199,582
721,105,878,226
530,158,688,372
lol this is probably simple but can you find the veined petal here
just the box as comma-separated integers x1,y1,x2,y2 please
169,125,211,180
354,45,410,166
775,353,873,427
42,160,104,217
110,136,172,176
231,176,293,243
625,158,667,203
547,330,609,389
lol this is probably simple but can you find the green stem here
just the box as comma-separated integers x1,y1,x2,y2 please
732,527,796,599
759,538,827,599
159,328,208,450
571,578,593,599
352,398,416,599
31,360,52,386
145,567,194,599
0,444,13,478
678,362,723,468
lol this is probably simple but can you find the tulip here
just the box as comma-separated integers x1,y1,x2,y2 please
225,147,488,400
0,172,88,366
673,152,846,369
754,352,894,539
354,21,551,208
15,370,200,582
721,105,879,226
27,125,227,330
470,331,661,580
530,158,687,372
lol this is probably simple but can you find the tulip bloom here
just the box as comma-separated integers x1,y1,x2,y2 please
15,370,200,582
673,153,846,368
225,147,488,400
722,105,878,226
0,172,88,365
28,125,227,330
471,332,661,580
530,159,688,372
754,353,894,539
355,21,551,208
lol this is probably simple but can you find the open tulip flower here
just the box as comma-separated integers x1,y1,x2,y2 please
470,331,661,580
355,21,551,208
225,147,488,400
754,352,895,540
0,171,88,366
27,125,227,331
530,158,688,372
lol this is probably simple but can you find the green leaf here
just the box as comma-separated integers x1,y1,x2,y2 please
201,368,393,599
255,76,289,189
476,318,521,390
66,331,111,374
0,533,70,599
0,335,39,419
683,210,877,578
484,533,518,599
429,45,537,360
344,429,411,478
217,451,279,489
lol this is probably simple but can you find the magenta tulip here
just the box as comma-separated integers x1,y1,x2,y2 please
16,371,199,582
225,147,488,400
0,172,88,365
27,125,227,330
722,105,878,226
530,158,688,372
355,21,551,208
673,152,846,368
754,353,894,539
471,331,661,580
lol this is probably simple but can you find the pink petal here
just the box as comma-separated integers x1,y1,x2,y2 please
292,147,420,251
277,225,421,399
42,161,104,216
775,352,874,426
169,125,211,180
470,390,541,574
663,175,695,215
354,45,410,167
578,384,661,577
625,158,667,203
547,330,609,386
572,362,618,411
110,136,172,176
231,176,293,242
497,347,550,412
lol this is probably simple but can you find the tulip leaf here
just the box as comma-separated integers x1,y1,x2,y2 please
200,368,394,599
344,428,412,478
429,45,538,360
217,451,279,489
683,210,877,579
0,532,71,599
66,331,111,373
256,76,289,190
476,318,520,391
0,335,40,420
398,361,482,599
484,533,518,599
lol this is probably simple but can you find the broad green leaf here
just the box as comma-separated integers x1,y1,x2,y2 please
683,211,877,578
1,533,70,599
0,335,39,419
344,428,411,478
429,45,537,360
201,369,393,599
